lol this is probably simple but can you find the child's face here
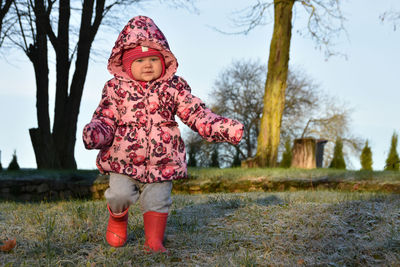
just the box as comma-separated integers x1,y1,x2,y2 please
130,56,163,82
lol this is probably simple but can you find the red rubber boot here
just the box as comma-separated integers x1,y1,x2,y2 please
106,204,129,247
143,211,168,253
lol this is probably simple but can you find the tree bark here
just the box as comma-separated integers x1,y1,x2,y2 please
51,0,73,169
291,138,316,169
52,0,104,169
52,0,71,150
27,0,61,169
255,0,294,167
29,0,105,169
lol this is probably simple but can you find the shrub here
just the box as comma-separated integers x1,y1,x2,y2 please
187,146,197,167
7,150,20,171
384,132,399,171
231,150,241,167
329,138,346,169
280,138,292,168
360,140,373,170
210,147,220,168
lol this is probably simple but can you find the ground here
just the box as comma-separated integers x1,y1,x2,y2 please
1,190,399,266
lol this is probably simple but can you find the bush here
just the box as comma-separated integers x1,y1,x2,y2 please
360,140,373,171
210,147,220,168
187,147,197,167
329,138,346,169
384,132,399,171
280,138,292,168
231,150,242,167
7,150,20,171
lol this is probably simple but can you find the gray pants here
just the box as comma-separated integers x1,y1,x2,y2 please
105,173,172,214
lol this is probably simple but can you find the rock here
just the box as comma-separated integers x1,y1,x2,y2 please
37,183,50,193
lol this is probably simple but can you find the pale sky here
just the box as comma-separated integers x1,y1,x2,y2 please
0,0,399,170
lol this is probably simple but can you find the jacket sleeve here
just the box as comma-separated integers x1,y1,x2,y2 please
83,81,118,149
174,77,244,145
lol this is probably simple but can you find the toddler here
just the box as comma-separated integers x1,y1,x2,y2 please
83,15,244,252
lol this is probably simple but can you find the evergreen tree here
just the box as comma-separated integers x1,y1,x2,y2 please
210,147,220,168
7,150,20,171
0,150,3,172
280,138,292,168
329,138,346,169
231,150,242,167
384,132,399,171
360,140,373,171
187,146,197,168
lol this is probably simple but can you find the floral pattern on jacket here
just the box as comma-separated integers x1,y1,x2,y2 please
83,16,244,183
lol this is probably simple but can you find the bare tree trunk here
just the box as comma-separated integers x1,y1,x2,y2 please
291,138,316,169
27,0,60,169
255,0,294,167
51,0,73,169
52,0,104,169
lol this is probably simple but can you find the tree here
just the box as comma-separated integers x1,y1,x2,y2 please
227,0,346,167
0,150,3,171
210,59,265,164
360,140,373,171
210,146,220,168
299,101,362,168
231,150,241,167
329,137,346,169
2,0,194,169
187,145,197,167
0,0,13,47
184,130,212,167
7,150,20,170
280,137,292,168
186,130,203,167
380,10,400,31
208,60,360,168
384,132,399,171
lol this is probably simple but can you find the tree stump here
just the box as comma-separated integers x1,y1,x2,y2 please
316,140,328,168
291,138,316,169
241,157,258,168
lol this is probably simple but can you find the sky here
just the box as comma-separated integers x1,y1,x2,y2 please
0,0,399,170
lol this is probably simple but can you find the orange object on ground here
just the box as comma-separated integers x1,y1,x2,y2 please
0,239,16,252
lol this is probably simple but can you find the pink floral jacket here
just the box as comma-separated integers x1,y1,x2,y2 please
83,16,244,183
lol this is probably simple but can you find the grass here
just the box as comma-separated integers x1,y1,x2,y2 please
2,167,400,182
1,190,399,266
186,167,400,182
171,168,400,194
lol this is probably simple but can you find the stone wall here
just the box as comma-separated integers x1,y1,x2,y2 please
0,173,109,201
2,172,399,201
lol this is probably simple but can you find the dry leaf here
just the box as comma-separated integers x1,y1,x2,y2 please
297,259,305,265
0,239,16,252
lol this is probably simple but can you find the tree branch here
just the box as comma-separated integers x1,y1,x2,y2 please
211,0,273,35
13,0,28,52
0,0,13,34
42,0,57,49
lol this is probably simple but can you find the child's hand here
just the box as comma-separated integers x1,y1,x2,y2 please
83,122,114,149
231,124,244,145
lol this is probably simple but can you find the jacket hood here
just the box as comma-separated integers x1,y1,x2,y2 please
107,16,178,81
